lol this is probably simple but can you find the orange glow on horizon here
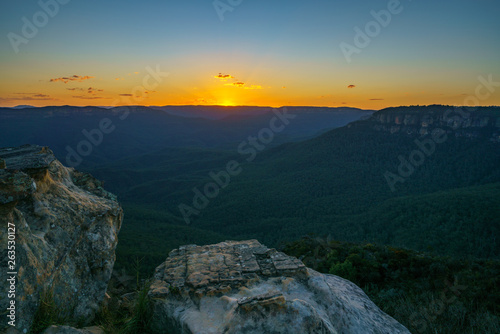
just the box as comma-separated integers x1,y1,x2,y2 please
219,100,235,106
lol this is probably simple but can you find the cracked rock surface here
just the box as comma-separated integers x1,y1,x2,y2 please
149,240,410,334
0,145,122,333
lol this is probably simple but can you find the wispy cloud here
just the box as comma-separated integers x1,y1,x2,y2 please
215,73,264,89
225,82,263,90
72,95,107,100
369,98,384,101
1,93,55,101
226,81,245,87
87,87,103,94
67,87,103,94
50,75,94,83
214,73,234,80
118,90,155,97
244,85,263,90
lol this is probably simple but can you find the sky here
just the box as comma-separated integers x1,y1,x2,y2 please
0,0,499,109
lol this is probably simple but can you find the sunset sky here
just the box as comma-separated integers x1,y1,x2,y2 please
1,0,499,109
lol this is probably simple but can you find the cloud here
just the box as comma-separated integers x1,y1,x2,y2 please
216,74,263,89
87,87,103,94
347,85,356,89
72,95,107,100
1,93,55,101
244,85,263,90
368,98,384,101
225,81,245,87
119,94,133,97
67,87,103,94
224,82,263,90
214,73,234,80
50,75,94,83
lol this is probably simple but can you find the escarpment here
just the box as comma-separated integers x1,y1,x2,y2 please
358,105,500,141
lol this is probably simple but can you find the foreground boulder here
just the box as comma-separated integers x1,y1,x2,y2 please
0,145,122,333
42,325,103,334
149,240,410,334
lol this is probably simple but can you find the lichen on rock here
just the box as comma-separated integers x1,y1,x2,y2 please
149,240,411,334
0,145,122,333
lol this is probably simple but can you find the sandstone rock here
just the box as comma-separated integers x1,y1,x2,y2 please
368,106,500,142
0,145,122,333
43,325,104,334
149,240,410,334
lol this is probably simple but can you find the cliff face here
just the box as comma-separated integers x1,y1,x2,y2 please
149,240,410,334
0,145,122,333
356,105,500,141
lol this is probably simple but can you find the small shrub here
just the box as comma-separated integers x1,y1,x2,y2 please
29,288,65,334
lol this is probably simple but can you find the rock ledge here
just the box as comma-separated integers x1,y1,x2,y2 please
149,240,410,334
0,145,122,333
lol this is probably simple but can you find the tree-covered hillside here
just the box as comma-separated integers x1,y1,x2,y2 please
283,237,500,334
104,106,500,275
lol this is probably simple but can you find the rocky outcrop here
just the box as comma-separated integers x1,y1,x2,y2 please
42,325,103,334
149,240,410,334
355,105,500,142
0,145,122,333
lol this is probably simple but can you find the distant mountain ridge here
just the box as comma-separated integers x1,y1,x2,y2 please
1,104,499,275
149,105,375,120
11,105,35,109
0,105,373,169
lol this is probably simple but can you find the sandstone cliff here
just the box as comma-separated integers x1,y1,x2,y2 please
0,145,122,333
354,105,500,141
149,240,411,334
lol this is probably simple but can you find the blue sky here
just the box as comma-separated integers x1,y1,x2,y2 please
1,0,499,107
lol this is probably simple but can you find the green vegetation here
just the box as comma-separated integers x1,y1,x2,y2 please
29,289,66,334
283,237,500,334
98,107,500,276
115,204,227,275
95,281,155,334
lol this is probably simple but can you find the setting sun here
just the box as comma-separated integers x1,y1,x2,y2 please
219,100,235,106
